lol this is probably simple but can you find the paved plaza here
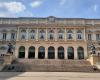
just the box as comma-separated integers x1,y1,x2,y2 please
0,72,100,80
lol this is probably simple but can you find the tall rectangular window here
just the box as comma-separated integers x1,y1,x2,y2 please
88,34,92,40
96,34,100,41
3,33,6,40
11,33,15,40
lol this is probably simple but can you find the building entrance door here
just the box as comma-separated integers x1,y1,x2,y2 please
68,47,74,59
18,46,25,58
58,47,64,59
48,47,55,59
28,46,35,59
38,46,45,59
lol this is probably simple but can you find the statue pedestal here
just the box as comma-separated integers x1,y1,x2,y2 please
88,54,99,65
2,54,13,65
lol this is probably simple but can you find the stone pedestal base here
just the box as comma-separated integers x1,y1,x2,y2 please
2,54,13,65
88,54,99,65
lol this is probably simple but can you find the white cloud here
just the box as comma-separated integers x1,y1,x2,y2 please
0,11,13,17
93,4,98,12
0,12,8,17
30,1,43,8
0,2,26,13
59,0,66,5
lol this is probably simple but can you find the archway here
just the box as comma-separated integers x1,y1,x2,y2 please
38,46,45,59
77,47,84,59
58,46,64,59
67,47,74,59
18,46,25,58
48,46,55,59
28,46,35,59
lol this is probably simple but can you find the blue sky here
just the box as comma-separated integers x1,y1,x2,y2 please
0,0,100,18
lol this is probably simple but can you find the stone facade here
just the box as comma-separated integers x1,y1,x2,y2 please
0,16,100,60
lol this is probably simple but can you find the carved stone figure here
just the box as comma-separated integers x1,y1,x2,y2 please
7,43,13,54
91,44,96,54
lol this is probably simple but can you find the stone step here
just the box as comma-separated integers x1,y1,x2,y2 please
1,59,100,72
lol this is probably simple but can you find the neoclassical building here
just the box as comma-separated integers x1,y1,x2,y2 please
0,16,100,60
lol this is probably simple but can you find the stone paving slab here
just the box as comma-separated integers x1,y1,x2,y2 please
0,72,100,80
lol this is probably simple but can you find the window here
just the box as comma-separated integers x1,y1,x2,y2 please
96,34,100,41
21,35,26,39
31,35,35,39
49,34,53,40
11,33,15,40
3,33,6,40
58,29,64,40
48,30,54,40
59,34,63,39
21,30,26,40
30,30,35,39
67,30,73,39
39,30,45,40
77,30,82,39
68,34,72,39
88,34,92,40
77,34,82,39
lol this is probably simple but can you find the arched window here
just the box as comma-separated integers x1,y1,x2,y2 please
48,46,55,59
58,29,64,40
77,47,84,59
21,29,26,40
39,30,45,40
67,30,73,39
18,46,25,58
30,30,35,39
48,30,54,40
38,46,45,59
58,46,64,59
28,46,35,59
67,47,74,59
77,30,82,39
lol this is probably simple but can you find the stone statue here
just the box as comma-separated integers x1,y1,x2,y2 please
91,44,96,54
7,43,13,54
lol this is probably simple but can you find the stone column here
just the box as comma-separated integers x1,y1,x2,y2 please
74,29,77,41
93,33,96,41
26,29,29,41
25,47,28,58
84,46,88,59
16,27,19,41
46,28,48,41
84,28,86,41
15,46,19,58
35,47,38,59
55,47,58,59
64,47,67,59
64,28,67,41
74,46,78,59
36,28,38,41
55,28,57,41
45,47,48,59
7,31,10,41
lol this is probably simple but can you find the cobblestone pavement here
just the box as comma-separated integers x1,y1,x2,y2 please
0,72,100,80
